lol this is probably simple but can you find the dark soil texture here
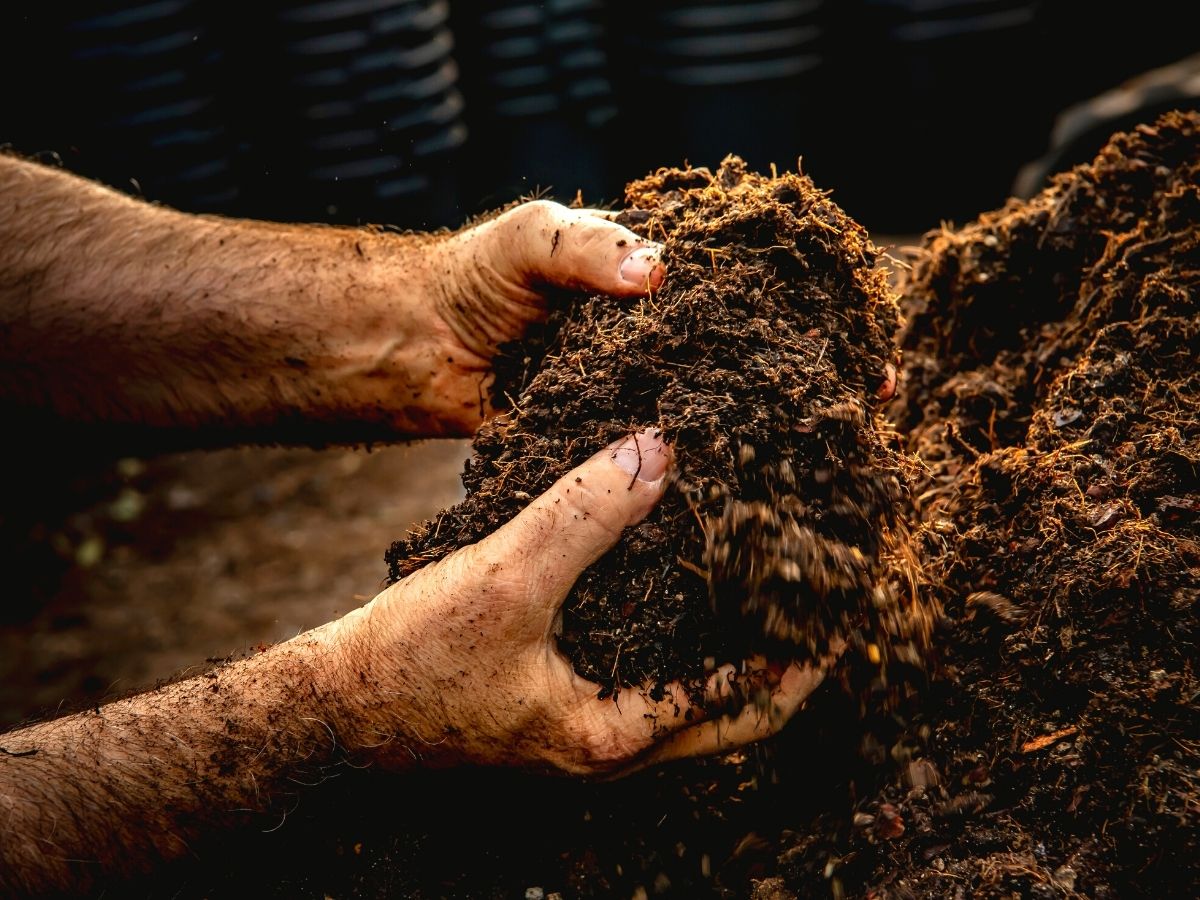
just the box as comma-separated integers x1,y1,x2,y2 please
351,115,1195,898
387,156,929,699
759,111,1199,898
152,159,934,900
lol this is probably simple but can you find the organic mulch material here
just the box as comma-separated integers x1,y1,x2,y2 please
386,156,930,704
766,111,1200,899
157,113,1198,900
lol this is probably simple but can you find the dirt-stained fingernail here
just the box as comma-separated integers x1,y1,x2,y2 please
609,427,670,483
618,246,665,290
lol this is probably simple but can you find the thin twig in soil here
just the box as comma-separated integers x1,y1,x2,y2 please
676,556,709,579
610,642,625,686
628,430,643,490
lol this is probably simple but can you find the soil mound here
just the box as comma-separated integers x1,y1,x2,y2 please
767,110,1200,898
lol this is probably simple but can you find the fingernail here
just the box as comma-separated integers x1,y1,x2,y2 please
609,427,670,483
618,246,665,290
877,363,898,400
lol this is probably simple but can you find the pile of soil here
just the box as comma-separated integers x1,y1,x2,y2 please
761,110,1200,897
387,157,930,698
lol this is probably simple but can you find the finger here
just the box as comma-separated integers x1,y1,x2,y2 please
632,661,829,770
487,199,666,295
577,208,620,221
581,655,795,749
470,428,672,627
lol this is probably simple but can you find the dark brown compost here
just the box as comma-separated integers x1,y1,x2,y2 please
386,156,930,701
763,110,1200,899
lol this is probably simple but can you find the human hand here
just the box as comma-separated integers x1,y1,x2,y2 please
408,201,665,435
401,201,896,433
329,428,832,776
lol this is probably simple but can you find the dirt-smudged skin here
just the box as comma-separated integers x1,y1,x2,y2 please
767,111,1200,898
387,156,932,702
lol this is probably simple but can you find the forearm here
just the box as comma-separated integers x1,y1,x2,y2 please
0,623,366,896
0,153,450,443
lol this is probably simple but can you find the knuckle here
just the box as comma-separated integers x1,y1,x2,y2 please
462,536,533,603
516,198,560,229
575,222,623,254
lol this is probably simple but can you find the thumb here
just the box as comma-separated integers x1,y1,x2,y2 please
487,200,666,296
472,428,671,627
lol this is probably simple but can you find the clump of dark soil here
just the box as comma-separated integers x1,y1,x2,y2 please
387,156,930,698
765,110,1200,898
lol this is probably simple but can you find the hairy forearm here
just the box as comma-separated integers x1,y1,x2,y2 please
0,154,450,443
0,624,365,896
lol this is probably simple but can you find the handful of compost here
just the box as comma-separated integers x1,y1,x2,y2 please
388,157,930,702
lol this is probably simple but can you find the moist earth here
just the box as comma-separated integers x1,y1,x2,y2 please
387,156,930,703
760,110,1199,899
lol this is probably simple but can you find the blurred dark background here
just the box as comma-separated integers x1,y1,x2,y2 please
2,0,1197,234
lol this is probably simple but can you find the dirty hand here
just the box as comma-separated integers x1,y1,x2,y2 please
329,428,829,776
419,201,897,421
0,154,666,442
411,202,665,435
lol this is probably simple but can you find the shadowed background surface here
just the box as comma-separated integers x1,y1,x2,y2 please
4,1,1198,233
